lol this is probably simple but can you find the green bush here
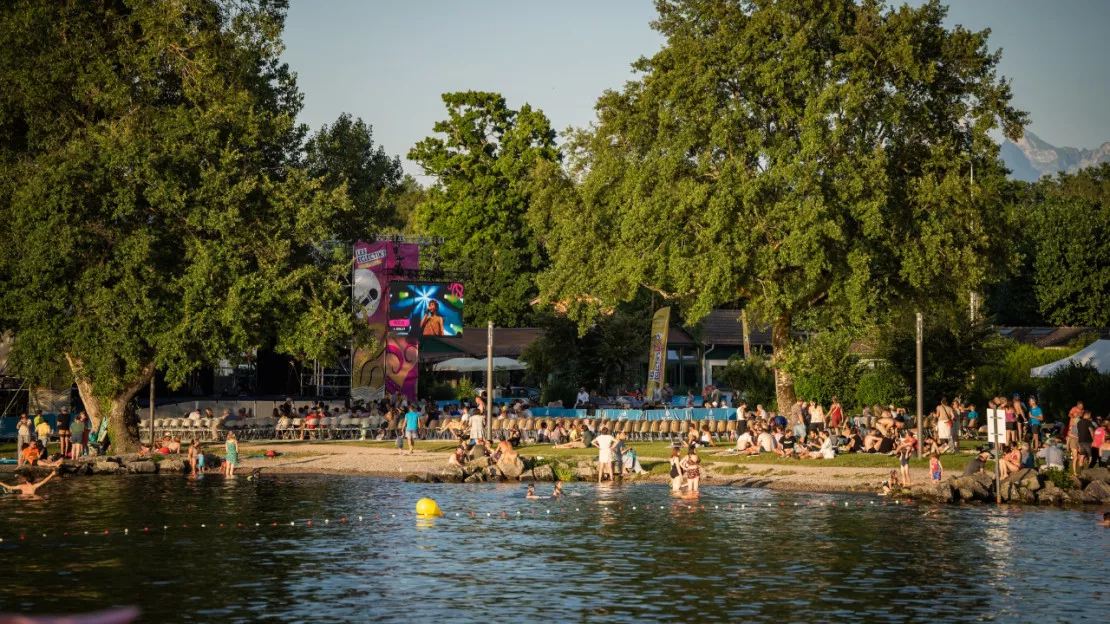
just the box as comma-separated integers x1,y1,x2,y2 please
552,464,578,482
785,329,861,406
540,381,578,407
717,354,777,410
855,364,911,409
423,382,456,401
970,342,1079,407
455,377,478,401
1041,467,1078,491
1038,363,1110,422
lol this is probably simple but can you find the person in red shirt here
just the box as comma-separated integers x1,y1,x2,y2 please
1096,419,1109,467
828,396,844,430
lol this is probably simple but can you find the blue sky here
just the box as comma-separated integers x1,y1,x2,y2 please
282,0,1110,177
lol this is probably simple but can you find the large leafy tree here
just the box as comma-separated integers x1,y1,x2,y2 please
0,0,354,451
409,91,559,327
530,0,1026,408
304,112,404,239
1029,164,1110,326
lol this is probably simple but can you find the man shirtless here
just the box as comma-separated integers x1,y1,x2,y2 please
1,469,59,497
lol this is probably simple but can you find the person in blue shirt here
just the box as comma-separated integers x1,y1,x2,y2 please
403,408,420,455
1028,397,1044,449
967,405,979,438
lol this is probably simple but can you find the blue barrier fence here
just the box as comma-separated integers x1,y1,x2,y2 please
592,408,734,421
1,415,60,440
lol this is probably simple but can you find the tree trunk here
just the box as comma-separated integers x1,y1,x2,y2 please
771,314,796,411
66,355,154,454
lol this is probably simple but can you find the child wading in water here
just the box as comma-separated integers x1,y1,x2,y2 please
188,440,200,475
929,452,943,482
223,433,239,477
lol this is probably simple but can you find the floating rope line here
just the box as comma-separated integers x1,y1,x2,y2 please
0,498,913,544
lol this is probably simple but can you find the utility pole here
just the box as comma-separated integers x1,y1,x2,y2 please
741,309,751,359
916,312,924,458
486,320,493,440
149,373,155,444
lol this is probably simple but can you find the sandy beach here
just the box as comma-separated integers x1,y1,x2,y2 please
232,441,912,492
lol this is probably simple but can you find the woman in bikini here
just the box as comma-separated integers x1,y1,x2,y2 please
680,446,701,494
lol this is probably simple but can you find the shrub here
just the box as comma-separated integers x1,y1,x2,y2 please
455,377,478,401
1038,363,1110,422
424,382,456,401
970,342,1079,407
552,464,578,482
785,329,861,406
1041,467,1078,491
717,354,777,410
855,364,911,409
540,381,578,407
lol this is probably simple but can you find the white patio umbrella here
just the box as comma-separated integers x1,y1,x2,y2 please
481,357,527,371
432,357,486,372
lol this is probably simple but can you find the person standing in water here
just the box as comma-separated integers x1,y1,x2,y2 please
669,446,684,492
1,469,58,497
223,432,239,476
592,427,617,483
680,446,701,494
188,440,200,475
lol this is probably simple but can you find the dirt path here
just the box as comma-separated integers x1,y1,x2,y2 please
234,442,911,493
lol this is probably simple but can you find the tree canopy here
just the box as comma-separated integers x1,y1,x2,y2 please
409,91,559,327
0,0,354,449
1028,164,1110,326
304,112,404,239
530,0,1027,408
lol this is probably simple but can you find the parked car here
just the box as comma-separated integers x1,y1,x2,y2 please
499,386,541,402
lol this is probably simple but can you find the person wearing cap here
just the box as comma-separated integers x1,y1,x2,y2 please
963,449,991,476
1037,437,1065,470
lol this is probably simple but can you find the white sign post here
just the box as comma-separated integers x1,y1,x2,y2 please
986,408,1006,449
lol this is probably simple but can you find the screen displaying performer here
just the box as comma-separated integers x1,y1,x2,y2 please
387,281,464,337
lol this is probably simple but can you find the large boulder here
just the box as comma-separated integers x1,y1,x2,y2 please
463,472,485,484
467,456,491,470
954,475,990,502
1083,479,1110,503
440,463,466,482
161,459,187,474
575,465,598,481
910,481,954,503
1037,481,1066,505
1079,467,1110,486
497,455,525,480
91,461,123,475
532,464,555,482
1064,488,1098,505
404,474,427,483
1002,468,1042,492
125,459,157,474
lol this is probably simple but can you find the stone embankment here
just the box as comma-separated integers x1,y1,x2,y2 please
405,456,599,484
905,467,1110,506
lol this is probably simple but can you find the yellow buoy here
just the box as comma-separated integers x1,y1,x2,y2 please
415,498,442,518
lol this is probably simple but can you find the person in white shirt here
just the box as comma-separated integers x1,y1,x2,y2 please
575,388,590,408
757,429,777,453
592,427,617,483
468,409,485,442
735,401,749,439
734,430,756,454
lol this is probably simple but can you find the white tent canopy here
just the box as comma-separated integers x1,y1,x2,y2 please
1030,339,1110,378
432,357,527,373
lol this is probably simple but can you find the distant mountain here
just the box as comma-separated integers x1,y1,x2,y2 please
1001,131,1110,182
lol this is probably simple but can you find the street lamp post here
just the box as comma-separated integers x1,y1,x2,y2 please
916,313,924,458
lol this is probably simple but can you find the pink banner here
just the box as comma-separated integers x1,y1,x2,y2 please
384,334,420,402
352,241,419,400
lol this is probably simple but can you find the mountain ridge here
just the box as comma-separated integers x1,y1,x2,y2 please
1002,131,1110,182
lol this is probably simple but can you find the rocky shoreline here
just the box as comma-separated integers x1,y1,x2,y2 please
902,467,1110,506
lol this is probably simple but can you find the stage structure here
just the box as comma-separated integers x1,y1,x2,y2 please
345,235,466,404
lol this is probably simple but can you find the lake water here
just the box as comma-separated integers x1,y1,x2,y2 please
1,475,1108,622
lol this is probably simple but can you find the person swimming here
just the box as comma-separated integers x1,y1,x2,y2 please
552,482,564,498
526,484,546,499
1,469,59,497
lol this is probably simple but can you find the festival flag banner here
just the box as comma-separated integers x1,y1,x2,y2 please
645,307,671,399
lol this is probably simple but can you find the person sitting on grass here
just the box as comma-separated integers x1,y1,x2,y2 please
806,431,837,460
555,424,592,449
777,429,798,458
508,425,522,448
1,469,59,497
